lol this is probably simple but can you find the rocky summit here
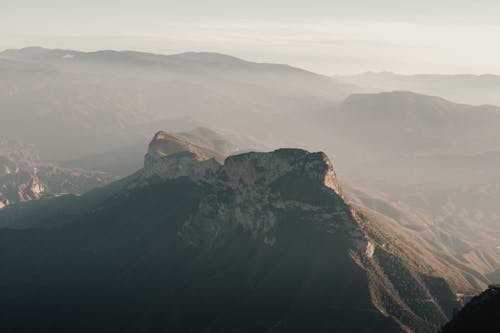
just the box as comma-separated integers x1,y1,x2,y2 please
144,130,226,167
0,132,457,332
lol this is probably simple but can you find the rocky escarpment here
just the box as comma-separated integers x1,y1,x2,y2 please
144,130,226,167
0,136,457,332
135,145,456,332
142,132,340,193
180,149,349,245
0,137,115,209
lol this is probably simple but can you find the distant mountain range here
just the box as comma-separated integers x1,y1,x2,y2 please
335,72,500,106
0,132,458,332
0,47,354,161
311,91,500,290
2,47,500,331
314,91,500,186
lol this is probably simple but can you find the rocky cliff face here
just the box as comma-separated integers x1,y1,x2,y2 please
0,134,457,332
179,149,348,246
144,130,228,168
0,137,115,208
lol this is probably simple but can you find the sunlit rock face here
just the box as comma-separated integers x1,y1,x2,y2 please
179,149,354,246
0,136,457,333
137,146,456,332
145,131,196,167
144,130,225,168
222,149,341,195
141,151,221,183
0,137,114,209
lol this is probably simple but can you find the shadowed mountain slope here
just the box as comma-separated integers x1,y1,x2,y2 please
439,286,500,333
0,134,459,332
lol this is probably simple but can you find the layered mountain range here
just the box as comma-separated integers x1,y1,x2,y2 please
0,132,459,332
0,47,352,161
307,91,500,290
2,46,500,330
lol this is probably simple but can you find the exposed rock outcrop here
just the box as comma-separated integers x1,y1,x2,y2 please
0,132,457,333
0,137,115,208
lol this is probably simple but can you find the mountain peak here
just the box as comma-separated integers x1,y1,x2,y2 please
0,135,456,332
223,149,341,195
141,132,342,197
144,130,224,167
151,130,177,141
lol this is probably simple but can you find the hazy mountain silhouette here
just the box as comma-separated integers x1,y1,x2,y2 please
0,47,353,161
336,72,500,106
306,91,500,292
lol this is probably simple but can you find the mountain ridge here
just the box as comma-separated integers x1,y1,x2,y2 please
0,47,325,76
0,132,459,332
335,72,500,107
0,47,351,161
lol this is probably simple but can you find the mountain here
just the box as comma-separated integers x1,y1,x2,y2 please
60,127,242,177
0,133,459,332
144,128,238,166
299,91,500,293
0,129,239,229
439,285,500,332
0,137,115,210
344,185,498,291
333,91,500,156
335,72,500,106
3,47,500,329
308,90,500,193
0,47,353,162
173,126,240,157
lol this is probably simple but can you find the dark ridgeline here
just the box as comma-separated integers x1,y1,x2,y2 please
439,285,500,333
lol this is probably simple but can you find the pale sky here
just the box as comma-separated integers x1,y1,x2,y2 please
2,0,500,75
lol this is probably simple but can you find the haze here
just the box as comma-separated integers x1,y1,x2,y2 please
2,1,500,332
3,0,500,74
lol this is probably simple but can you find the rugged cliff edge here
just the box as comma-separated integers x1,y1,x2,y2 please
0,132,457,332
